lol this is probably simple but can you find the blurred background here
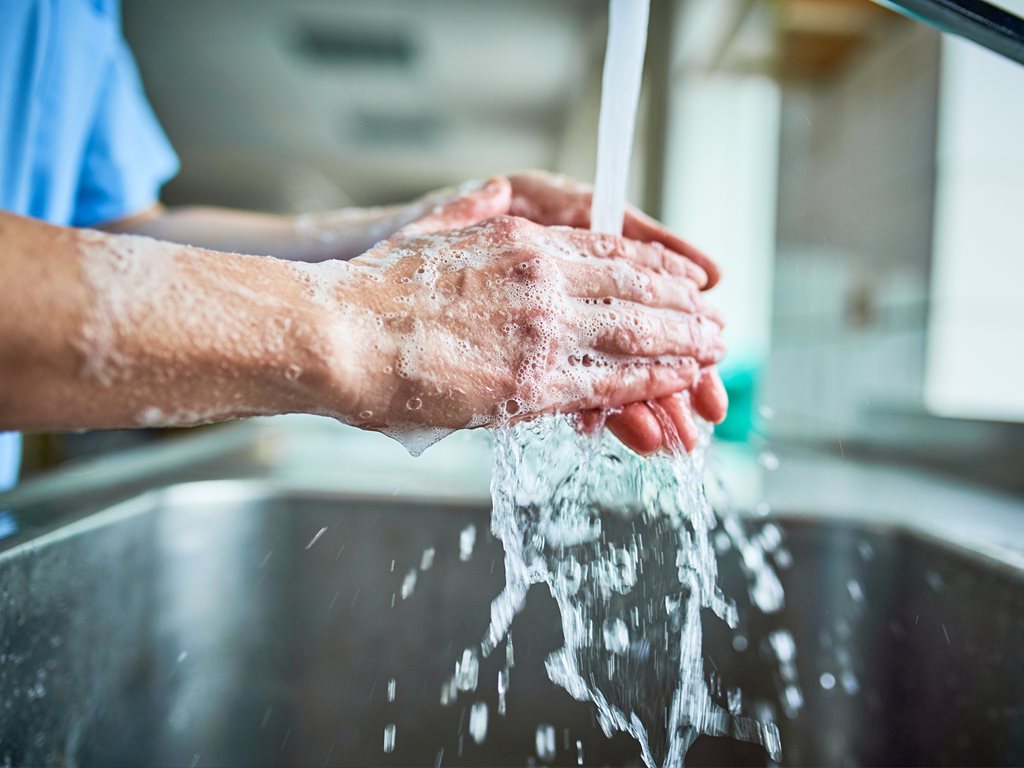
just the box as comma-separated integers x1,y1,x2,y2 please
21,0,1024,492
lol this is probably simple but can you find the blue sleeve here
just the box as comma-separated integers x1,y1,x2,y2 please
71,34,179,228
0,432,20,492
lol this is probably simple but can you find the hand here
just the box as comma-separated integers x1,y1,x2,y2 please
506,170,728,455
307,178,723,442
507,170,720,289
293,181,498,262
590,369,728,455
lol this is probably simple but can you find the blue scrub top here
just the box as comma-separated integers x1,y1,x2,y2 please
0,0,179,491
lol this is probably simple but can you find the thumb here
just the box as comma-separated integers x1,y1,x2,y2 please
402,176,512,235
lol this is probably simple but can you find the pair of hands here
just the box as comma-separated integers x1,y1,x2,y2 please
319,171,726,456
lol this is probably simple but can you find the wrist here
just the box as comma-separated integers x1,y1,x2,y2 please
280,260,398,425
71,235,338,427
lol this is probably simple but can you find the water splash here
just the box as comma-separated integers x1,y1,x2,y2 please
485,416,781,766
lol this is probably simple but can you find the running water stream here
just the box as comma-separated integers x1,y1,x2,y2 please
590,0,650,236
477,1,785,765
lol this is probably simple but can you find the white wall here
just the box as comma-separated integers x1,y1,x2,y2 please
763,21,943,440
925,7,1024,422
662,73,781,368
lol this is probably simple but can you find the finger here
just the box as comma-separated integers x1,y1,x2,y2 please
507,171,591,228
402,176,512,235
507,171,720,289
577,305,725,365
606,403,663,456
651,394,699,453
622,208,721,290
557,357,700,414
690,368,728,424
548,228,709,289
561,259,703,314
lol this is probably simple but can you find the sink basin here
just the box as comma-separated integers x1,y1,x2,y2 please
2,481,1023,767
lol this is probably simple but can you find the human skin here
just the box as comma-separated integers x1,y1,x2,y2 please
105,171,728,453
0,177,724,448
505,172,728,452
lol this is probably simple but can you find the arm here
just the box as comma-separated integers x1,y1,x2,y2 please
0,211,336,430
0,179,723,445
103,183,479,263
104,204,408,263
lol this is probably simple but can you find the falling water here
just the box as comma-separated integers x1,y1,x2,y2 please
477,1,785,765
590,0,650,235
484,418,782,766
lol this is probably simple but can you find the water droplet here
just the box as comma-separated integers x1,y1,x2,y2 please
305,527,327,550
497,669,509,716
459,525,477,562
401,569,417,600
420,547,436,570
846,579,865,603
440,678,456,707
535,724,556,762
602,618,629,655
782,684,804,717
387,678,396,703
759,523,783,551
455,648,479,692
469,701,488,744
840,670,860,695
819,672,836,690
406,397,423,411
774,548,793,569
383,724,396,753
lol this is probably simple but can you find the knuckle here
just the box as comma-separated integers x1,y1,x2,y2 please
486,214,532,239
509,251,559,286
508,257,541,283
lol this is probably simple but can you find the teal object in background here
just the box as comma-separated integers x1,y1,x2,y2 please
714,359,761,442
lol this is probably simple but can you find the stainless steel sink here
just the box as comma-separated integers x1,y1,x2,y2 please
2,480,1023,767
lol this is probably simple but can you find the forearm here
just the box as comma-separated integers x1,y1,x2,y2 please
105,204,412,263
0,212,347,431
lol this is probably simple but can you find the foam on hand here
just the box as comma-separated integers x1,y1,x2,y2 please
288,218,697,456
74,231,326,429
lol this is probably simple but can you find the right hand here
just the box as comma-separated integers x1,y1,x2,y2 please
507,171,729,454
306,177,723,437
